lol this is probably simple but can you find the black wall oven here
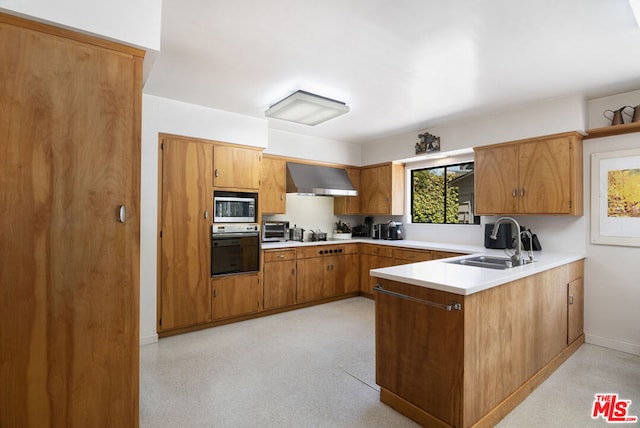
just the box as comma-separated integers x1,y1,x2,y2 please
211,223,260,276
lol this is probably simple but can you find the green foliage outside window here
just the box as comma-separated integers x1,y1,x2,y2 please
411,163,478,224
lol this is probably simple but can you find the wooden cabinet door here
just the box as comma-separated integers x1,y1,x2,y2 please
334,167,360,215
160,139,213,330
0,14,142,427
375,279,464,427
568,277,584,344
324,255,345,298
360,165,389,214
296,257,325,303
519,137,572,214
343,253,360,293
212,273,261,320
260,156,287,214
263,259,297,310
213,145,261,189
474,145,519,214
359,253,393,296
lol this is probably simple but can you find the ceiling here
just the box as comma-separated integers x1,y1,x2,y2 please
143,0,640,144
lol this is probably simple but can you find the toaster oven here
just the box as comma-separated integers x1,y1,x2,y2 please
262,221,289,242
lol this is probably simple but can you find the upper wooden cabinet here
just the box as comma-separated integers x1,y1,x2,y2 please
0,13,143,427
474,132,583,216
261,155,287,214
213,145,262,190
359,163,405,215
334,167,361,215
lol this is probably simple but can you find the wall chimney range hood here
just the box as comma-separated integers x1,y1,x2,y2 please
286,162,357,196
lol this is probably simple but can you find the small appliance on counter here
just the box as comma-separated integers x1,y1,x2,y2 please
386,221,403,240
484,223,512,249
309,229,327,241
289,224,304,242
262,221,289,242
372,223,388,240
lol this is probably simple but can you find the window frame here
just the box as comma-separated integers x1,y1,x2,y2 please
408,160,479,225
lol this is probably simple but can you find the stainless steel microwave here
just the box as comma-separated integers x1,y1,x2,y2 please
213,191,257,223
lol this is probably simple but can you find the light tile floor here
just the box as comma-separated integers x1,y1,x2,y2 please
140,297,639,427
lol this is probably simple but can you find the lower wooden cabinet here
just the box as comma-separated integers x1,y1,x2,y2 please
392,248,433,265
296,244,358,303
211,273,261,320
567,260,584,344
359,244,393,296
263,249,297,310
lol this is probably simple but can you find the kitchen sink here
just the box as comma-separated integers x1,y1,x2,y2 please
447,255,515,270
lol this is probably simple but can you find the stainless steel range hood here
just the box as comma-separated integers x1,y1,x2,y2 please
286,162,357,196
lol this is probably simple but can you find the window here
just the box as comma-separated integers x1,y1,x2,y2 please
410,162,479,224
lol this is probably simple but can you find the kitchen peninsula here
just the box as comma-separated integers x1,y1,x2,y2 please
370,253,585,428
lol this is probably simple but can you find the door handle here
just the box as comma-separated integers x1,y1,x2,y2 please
204,210,209,219
118,205,126,223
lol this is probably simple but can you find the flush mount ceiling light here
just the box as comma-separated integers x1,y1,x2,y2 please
265,90,350,126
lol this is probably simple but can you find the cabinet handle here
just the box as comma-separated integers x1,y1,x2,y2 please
520,187,525,197
569,295,574,305
291,268,295,276
512,189,517,198
281,194,284,200
204,210,209,219
215,168,219,177
373,284,462,311
277,254,284,258
118,205,126,223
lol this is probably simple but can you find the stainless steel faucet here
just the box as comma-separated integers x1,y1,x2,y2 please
490,217,533,266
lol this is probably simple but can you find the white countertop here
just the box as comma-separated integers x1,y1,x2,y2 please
370,251,585,296
262,238,585,296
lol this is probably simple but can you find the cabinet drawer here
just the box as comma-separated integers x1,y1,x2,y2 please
264,249,296,262
296,245,348,259
359,243,393,258
432,251,465,260
393,248,432,263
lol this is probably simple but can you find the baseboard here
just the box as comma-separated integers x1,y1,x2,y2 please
585,333,640,356
140,333,159,346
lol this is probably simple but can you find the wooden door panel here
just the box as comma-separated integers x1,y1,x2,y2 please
474,145,518,214
214,145,261,189
568,277,584,344
296,257,324,303
519,138,571,214
263,260,296,310
260,157,286,214
0,15,141,427
212,273,260,320
161,139,212,329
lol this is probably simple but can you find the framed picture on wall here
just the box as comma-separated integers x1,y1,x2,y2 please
591,148,640,247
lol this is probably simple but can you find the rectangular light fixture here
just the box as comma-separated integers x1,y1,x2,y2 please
632,0,640,27
265,90,350,126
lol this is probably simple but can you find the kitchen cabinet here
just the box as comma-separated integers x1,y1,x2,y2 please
334,167,361,215
432,250,465,259
263,249,297,310
212,273,261,320
159,138,213,331
0,13,143,427
392,248,433,265
359,244,394,296
213,144,262,190
359,163,405,215
474,132,583,215
296,244,358,303
567,260,584,344
375,261,584,427
261,155,287,214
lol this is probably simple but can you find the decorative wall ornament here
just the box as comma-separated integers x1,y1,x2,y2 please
416,132,440,155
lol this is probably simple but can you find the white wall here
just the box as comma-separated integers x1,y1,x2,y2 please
140,95,269,344
583,133,640,355
266,129,362,166
363,94,586,166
